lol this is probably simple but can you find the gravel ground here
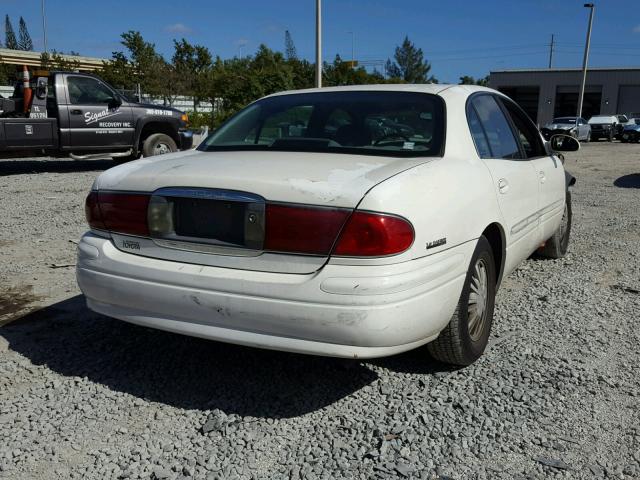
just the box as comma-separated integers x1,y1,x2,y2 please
0,144,639,480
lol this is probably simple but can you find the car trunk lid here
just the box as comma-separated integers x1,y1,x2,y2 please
96,150,431,274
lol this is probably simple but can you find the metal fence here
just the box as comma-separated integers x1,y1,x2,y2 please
117,90,214,113
0,85,214,114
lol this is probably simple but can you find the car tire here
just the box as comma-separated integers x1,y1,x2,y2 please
538,191,572,259
142,133,178,157
427,235,496,366
584,132,591,143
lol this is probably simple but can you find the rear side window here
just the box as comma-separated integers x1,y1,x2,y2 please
469,95,520,159
467,107,492,158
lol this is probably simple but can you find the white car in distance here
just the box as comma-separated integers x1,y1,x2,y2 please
77,85,577,366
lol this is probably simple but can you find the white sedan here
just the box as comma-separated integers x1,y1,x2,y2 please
76,85,577,365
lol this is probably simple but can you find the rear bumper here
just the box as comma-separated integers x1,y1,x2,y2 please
76,233,472,358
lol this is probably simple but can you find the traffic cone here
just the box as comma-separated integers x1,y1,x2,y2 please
23,65,32,114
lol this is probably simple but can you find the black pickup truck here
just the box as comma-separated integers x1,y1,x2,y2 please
0,71,192,160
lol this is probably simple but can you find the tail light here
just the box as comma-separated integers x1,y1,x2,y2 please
264,204,350,255
85,191,150,237
263,204,414,257
333,212,414,256
85,191,106,231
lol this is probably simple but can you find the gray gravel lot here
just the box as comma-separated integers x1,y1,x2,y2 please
0,144,639,479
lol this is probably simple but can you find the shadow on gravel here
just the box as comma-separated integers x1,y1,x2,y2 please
0,158,115,176
370,348,461,376
1,296,379,418
614,173,640,189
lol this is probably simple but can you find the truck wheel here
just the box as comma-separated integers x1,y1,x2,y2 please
538,191,572,259
142,133,177,157
427,235,496,366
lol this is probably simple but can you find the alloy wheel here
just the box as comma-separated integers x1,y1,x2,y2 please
154,143,172,155
468,258,489,341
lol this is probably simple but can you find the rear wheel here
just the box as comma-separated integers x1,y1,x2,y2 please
142,133,178,157
538,191,572,259
427,236,496,366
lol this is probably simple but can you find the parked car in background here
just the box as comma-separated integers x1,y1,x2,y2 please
615,114,630,140
621,118,640,143
541,116,591,141
76,85,577,366
588,115,618,142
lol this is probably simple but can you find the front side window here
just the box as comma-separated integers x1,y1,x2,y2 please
469,95,520,159
200,91,445,157
499,98,546,158
67,76,116,105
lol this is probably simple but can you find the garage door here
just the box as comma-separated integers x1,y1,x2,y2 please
617,85,640,115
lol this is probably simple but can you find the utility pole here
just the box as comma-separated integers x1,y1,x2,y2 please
348,31,355,67
548,34,554,69
577,3,595,118
41,0,47,53
315,0,322,87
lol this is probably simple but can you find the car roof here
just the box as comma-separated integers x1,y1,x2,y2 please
265,84,496,99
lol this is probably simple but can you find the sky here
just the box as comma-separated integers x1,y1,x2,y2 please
2,0,639,83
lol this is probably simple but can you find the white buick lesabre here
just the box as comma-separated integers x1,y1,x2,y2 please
76,85,577,365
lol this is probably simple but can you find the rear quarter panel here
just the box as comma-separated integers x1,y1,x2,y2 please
341,154,501,267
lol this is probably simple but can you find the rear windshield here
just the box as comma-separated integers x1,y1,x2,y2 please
552,117,576,124
199,91,445,157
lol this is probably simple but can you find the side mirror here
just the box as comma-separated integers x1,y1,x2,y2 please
549,134,580,152
108,96,122,109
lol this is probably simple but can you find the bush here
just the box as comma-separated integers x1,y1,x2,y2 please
185,110,235,131
185,111,212,130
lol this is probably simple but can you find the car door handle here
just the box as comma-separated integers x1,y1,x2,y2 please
70,109,82,115
498,178,509,194
539,171,546,183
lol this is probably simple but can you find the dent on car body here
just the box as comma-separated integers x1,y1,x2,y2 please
287,164,383,203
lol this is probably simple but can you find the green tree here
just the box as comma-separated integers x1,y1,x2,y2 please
385,36,436,83
172,38,213,111
324,54,385,87
459,75,489,86
284,30,297,60
18,17,33,51
40,50,80,71
99,31,167,99
5,15,18,50
99,51,135,91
